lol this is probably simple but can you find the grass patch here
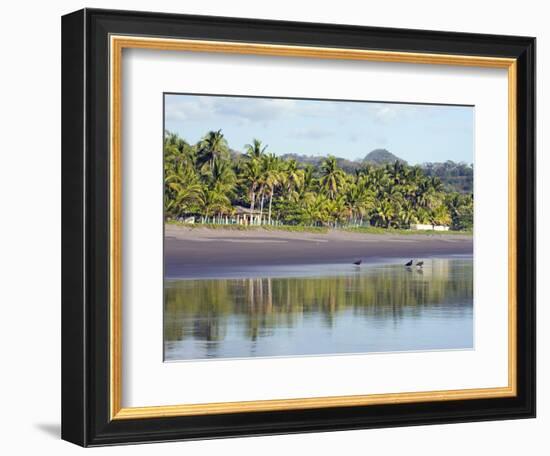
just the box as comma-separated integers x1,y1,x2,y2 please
344,226,473,236
166,220,472,236
165,220,329,233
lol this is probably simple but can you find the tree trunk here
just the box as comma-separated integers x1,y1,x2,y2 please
266,278,273,312
249,191,255,225
268,192,273,224
259,193,265,225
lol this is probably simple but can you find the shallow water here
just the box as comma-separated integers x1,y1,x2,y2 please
164,257,473,361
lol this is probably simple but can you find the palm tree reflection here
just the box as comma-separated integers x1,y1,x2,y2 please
164,259,473,345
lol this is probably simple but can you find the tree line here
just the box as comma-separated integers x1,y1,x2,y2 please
273,151,473,193
164,130,473,230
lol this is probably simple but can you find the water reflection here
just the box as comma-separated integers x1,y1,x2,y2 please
164,258,473,360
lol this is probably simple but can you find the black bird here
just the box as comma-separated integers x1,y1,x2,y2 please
405,259,413,267
353,259,362,266
416,260,424,268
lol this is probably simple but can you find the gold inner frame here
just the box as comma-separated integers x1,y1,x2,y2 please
109,35,518,420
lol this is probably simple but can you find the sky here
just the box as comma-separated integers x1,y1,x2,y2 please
164,93,474,165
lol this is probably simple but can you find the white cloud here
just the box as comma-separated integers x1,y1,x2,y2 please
291,127,333,140
165,95,300,124
165,94,427,130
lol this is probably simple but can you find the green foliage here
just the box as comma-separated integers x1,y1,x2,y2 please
279,153,472,193
445,192,474,230
422,160,474,193
164,130,473,231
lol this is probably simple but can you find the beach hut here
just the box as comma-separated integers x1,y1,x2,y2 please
233,205,265,225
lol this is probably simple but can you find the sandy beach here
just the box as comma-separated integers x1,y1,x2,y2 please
165,225,473,278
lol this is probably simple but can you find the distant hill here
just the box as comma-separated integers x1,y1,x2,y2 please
363,149,408,165
280,149,409,173
279,153,362,174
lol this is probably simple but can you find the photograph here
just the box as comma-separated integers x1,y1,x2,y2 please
58,6,536,447
163,93,475,361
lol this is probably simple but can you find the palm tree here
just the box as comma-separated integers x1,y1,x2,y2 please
344,181,375,225
372,199,395,227
325,195,348,227
241,139,270,223
430,203,452,226
197,130,229,171
240,158,262,220
164,161,202,218
302,194,330,226
199,185,232,220
244,138,267,160
262,154,282,224
319,156,345,200
397,201,418,227
164,130,189,154
281,159,304,201
343,183,360,224
206,157,236,195
446,192,473,230
388,160,405,185
430,176,444,192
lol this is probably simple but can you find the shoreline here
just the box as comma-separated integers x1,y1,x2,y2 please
165,255,472,280
165,225,473,278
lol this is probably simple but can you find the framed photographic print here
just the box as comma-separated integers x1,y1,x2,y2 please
61,8,536,447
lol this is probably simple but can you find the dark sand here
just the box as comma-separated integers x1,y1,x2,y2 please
165,225,473,278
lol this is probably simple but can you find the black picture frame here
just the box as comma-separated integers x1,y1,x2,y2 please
62,7,536,447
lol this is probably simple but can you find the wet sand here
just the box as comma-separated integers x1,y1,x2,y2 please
165,225,473,278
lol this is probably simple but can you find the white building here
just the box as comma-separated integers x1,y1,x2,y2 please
410,223,450,231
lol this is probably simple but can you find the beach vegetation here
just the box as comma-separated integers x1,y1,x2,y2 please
164,130,474,231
